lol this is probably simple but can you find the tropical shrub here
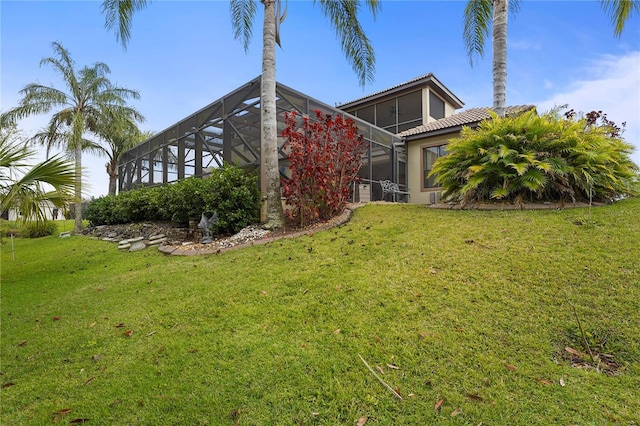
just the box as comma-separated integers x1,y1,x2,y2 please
21,220,58,238
282,110,366,225
430,108,639,205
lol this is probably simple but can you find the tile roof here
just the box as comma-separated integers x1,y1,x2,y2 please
337,73,464,110
398,105,535,137
338,73,434,107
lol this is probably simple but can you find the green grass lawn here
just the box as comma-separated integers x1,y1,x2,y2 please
2,200,639,425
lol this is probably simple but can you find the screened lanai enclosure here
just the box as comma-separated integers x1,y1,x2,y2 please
119,76,406,202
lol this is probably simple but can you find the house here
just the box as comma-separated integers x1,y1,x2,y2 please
1,200,66,221
118,73,532,204
337,73,534,204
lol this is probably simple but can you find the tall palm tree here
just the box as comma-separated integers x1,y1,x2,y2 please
0,42,142,233
463,0,639,117
0,125,77,224
102,0,379,229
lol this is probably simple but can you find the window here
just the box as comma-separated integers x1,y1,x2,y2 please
429,91,445,120
376,98,396,129
356,105,375,125
397,91,422,132
423,144,447,188
397,92,421,122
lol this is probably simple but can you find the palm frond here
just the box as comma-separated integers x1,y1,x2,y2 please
230,0,257,52
102,0,150,48
40,42,80,97
600,0,640,37
463,0,492,66
1,152,76,222
316,0,380,86
490,186,509,199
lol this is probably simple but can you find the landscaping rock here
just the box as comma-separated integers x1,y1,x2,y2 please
84,222,191,242
128,236,145,252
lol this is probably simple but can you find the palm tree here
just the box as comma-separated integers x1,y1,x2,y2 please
1,125,76,224
0,42,142,234
463,0,639,117
94,114,151,196
102,0,379,229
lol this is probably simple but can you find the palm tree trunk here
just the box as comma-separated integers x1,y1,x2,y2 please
108,174,117,196
492,0,508,117
74,144,83,233
261,0,285,229
107,161,118,196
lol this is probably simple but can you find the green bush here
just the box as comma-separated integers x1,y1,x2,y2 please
203,164,261,234
21,220,57,238
85,195,127,225
431,108,640,205
164,177,208,224
0,220,21,236
84,164,260,234
116,187,163,223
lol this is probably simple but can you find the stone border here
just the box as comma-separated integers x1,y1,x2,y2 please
158,204,360,256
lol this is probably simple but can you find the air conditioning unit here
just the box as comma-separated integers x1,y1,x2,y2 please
358,184,371,203
429,191,441,204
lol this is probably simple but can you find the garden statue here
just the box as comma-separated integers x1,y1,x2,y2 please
198,211,218,244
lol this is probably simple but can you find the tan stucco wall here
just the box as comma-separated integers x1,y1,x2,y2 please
421,88,431,124
445,102,456,117
407,132,458,204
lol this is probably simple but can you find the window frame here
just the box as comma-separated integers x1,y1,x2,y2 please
421,142,447,191
428,91,446,120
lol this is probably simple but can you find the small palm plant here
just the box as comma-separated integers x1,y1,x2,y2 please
1,126,76,224
430,108,639,206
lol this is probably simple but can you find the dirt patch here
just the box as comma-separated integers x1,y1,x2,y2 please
560,346,624,376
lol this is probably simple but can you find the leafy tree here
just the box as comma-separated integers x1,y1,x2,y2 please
282,110,366,225
430,108,639,206
0,42,142,234
102,0,379,230
0,125,76,224
463,0,639,117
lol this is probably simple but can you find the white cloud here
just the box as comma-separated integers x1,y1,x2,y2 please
536,51,640,166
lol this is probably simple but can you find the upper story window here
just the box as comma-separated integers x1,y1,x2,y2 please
397,91,422,132
376,98,396,129
354,90,422,134
429,92,445,120
357,105,375,124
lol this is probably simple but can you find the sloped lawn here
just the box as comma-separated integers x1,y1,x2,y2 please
1,200,639,424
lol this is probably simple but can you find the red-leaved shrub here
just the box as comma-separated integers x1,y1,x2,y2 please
282,110,366,225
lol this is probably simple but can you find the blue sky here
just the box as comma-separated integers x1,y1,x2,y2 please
2,0,639,198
